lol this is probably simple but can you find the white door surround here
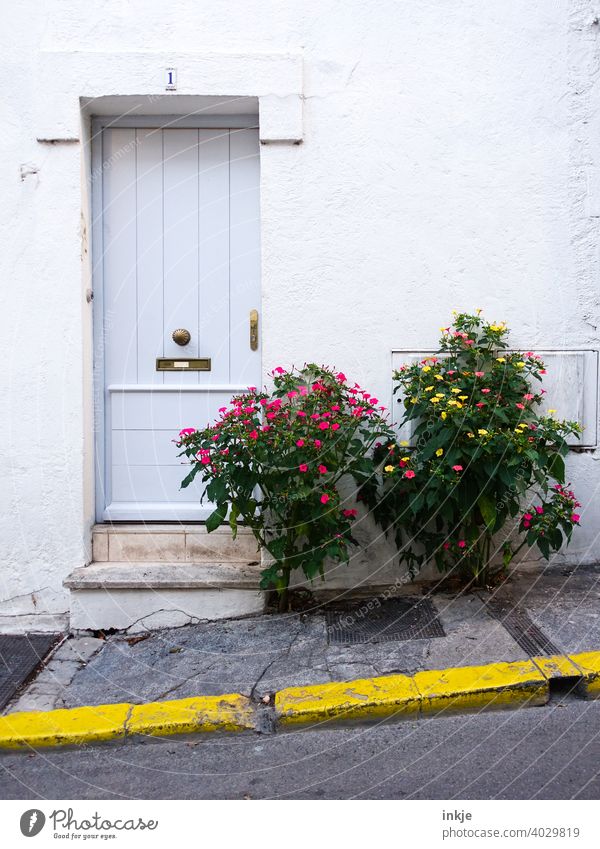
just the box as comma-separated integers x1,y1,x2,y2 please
92,116,261,522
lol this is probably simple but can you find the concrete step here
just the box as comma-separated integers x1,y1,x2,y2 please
64,560,265,632
92,523,259,564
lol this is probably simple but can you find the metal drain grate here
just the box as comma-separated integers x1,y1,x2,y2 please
486,599,561,657
326,597,445,645
0,634,62,710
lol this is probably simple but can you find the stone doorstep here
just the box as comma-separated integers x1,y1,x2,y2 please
64,561,264,590
92,523,260,563
64,560,266,631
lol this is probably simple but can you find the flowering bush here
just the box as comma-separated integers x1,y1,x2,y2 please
370,312,582,586
178,365,393,610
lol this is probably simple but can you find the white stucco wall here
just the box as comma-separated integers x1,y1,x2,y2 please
1,0,600,628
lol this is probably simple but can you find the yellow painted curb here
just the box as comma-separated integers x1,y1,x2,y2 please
414,659,548,714
276,659,549,724
276,673,421,725
0,694,255,750
0,703,131,749
568,651,600,698
127,693,255,737
3,651,600,749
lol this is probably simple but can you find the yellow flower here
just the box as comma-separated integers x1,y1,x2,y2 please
435,392,445,398
401,456,410,463
441,412,447,420
496,357,505,363
430,397,441,404
516,361,525,369
455,402,463,409
400,440,409,446
489,324,501,332
478,428,488,436
434,374,443,381
514,427,524,433
384,465,395,473
467,432,474,438
451,388,461,394
435,448,444,457
452,309,458,315
410,398,418,404
425,385,434,392
422,366,431,373
548,408,556,414
458,395,468,401
447,400,458,407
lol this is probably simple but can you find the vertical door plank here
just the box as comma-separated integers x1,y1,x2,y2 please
136,129,165,383
229,128,261,386
198,129,230,384
102,128,138,388
163,129,200,384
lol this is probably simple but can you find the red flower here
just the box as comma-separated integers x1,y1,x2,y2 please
320,494,330,504
318,464,327,474
404,470,415,479
299,464,308,473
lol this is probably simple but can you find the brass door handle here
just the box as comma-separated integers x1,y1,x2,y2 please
172,328,191,346
249,310,259,351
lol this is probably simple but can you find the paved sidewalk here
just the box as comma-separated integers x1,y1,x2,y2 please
5,565,599,714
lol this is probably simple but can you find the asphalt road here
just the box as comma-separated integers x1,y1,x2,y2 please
1,696,599,800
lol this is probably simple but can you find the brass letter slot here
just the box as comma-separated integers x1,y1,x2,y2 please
156,358,211,371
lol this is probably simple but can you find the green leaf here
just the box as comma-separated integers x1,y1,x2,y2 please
180,465,200,489
206,503,228,533
547,453,565,484
228,502,240,539
478,494,497,530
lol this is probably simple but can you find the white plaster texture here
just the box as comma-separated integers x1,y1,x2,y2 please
1,1,600,630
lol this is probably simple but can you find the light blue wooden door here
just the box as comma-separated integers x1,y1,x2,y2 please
94,125,261,521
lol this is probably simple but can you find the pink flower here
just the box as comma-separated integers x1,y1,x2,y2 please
452,465,463,472
446,370,456,375
331,405,341,412
287,391,298,399
273,367,285,374
296,411,307,418
266,412,277,420
475,371,484,378
318,464,328,474
343,509,358,518
331,422,340,430
516,403,525,410
336,372,347,382
248,430,258,440
404,470,416,479
571,513,581,523
218,407,227,413
320,494,330,504
443,542,450,550
523,394,534,401
201,455,211,465
310,413,320,420
318,421,330,430
296,439,305,447
523,513,533,521
475,402,485,408
179,428,196,437
370,398,379,405
535,506,544,515
457,540,466,549
247,386,257,392
464,339,474,345
299,464,308,473
481,388,491,394
314,439,322,448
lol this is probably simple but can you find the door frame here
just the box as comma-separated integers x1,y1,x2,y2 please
91,113,261,523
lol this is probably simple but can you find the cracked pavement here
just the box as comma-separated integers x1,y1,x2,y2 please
4,566,599,713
